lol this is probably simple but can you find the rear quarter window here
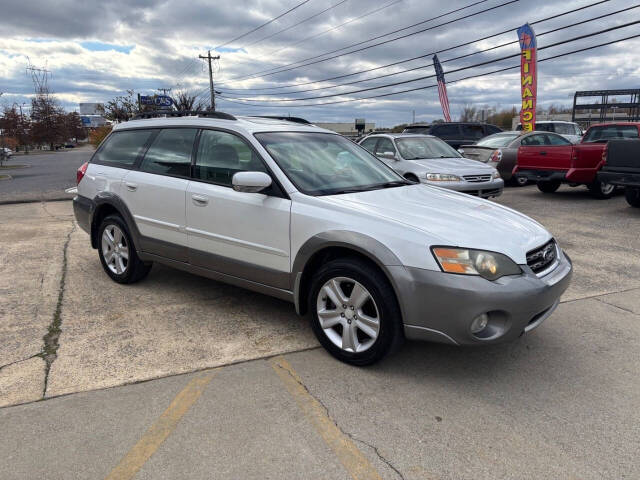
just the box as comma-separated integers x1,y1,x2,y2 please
93,129,155,167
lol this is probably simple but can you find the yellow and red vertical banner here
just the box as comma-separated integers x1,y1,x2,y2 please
517,23,537,131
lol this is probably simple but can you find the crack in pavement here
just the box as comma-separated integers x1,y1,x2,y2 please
560,286,640,305
38,222,76,398
0,354,41,372
274,359,405,480
594,297,638,316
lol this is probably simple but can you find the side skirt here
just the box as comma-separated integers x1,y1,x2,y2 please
138,252,295,304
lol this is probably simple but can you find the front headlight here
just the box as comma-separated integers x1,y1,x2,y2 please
431,247,521,281
492,170,501,179
425,173,461,182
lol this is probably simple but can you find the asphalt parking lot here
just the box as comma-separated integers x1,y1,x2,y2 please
1,185,639,479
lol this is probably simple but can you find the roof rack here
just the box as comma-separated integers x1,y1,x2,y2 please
132,110,236,121
251,115,311,125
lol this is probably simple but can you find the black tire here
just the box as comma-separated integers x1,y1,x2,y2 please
625,187,640,207
514,175,529,187
404,173,419,183
588,179,615,199
98,214,152,284
537,181,561,193
308,257,403,366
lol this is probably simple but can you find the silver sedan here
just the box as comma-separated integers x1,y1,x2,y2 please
359,133,504,198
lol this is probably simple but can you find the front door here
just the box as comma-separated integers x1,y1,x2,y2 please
186,129,291,289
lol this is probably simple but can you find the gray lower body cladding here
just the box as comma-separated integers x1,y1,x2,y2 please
73,194,573,347
392,252,572,345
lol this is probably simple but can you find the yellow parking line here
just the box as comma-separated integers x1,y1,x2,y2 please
104,371,216,480
272,356,383,480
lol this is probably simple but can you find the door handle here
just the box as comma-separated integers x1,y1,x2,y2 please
539,151,547,155
191,194,209,206
125,182,138,191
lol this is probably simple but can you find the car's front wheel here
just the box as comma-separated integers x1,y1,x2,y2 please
308,257,403,365
625,187,640,207
98,214,152,284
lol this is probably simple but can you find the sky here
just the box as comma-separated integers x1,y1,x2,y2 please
0,0,639,127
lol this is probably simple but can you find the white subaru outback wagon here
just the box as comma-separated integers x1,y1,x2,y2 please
74,112,572,365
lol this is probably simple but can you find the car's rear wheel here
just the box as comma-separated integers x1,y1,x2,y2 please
308,257,403,365
588,179,615,199
625,187,640,207
537,181,560,193
98,214,151,284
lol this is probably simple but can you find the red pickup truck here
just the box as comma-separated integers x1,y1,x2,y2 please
514,123,640,198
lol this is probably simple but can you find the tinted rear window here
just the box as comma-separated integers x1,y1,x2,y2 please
94,130,155,167
139,128,197,177
583,125,639,142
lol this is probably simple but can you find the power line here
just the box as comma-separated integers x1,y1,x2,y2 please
240,0,350,49
174,0,401,91
219,2,632,97
217,29,640,107
215,0,314,49
220,0,516,83
267,0,403,57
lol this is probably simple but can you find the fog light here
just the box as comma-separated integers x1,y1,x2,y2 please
470,314,489,334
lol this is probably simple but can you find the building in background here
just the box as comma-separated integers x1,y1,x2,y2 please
79,103,108,128
315,121,375,138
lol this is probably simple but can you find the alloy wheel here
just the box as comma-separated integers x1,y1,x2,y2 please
316,277,380,353
101,224,129,275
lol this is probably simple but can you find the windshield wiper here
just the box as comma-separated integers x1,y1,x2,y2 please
320,180,409,196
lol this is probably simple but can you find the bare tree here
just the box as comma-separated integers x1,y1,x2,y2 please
173,90,207,111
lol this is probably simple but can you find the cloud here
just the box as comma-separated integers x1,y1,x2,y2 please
0,0,638,126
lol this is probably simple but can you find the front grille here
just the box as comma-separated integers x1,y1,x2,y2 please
527,240,558,274
463,174,492,183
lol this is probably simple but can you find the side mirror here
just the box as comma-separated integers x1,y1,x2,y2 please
377,151,397,160
232,171,272,193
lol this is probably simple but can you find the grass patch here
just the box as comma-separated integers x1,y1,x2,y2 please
0,164,29,170
0,174,11,180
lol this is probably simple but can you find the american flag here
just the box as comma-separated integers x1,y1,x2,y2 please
433,54,451,122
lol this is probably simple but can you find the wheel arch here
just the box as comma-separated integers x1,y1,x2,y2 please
90,193,141,250
292,232,404,317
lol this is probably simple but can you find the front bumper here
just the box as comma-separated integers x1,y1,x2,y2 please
389,251,572,345
424,178,504,198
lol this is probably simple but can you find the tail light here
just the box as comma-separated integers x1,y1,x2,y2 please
489,149,502,163
77,162,88,185
602,144,608,163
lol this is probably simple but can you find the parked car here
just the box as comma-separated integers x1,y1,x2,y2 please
516,121,583,143
2,147,13,157
458,132,528,185
514,123,640,198
73,113,572,365
402,122,503,149
359,133,503,198
597,139,640,208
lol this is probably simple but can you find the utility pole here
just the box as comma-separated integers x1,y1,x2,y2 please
199,50,220,111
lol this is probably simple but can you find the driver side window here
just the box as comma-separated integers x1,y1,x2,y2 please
374,138,396,156
360,137,378,153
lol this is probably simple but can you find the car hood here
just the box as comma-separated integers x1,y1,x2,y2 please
407,157,496,174
324,185,551,264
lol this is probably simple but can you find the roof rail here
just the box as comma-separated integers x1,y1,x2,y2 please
132,110,236,121
251,115,311,125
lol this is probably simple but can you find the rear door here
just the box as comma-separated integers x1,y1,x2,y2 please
121,128,197,262
186,129,291,289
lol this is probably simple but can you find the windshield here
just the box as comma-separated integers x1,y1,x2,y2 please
255,132,406,196
476,133,519,147
583,125,639,142
396,137,461,160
